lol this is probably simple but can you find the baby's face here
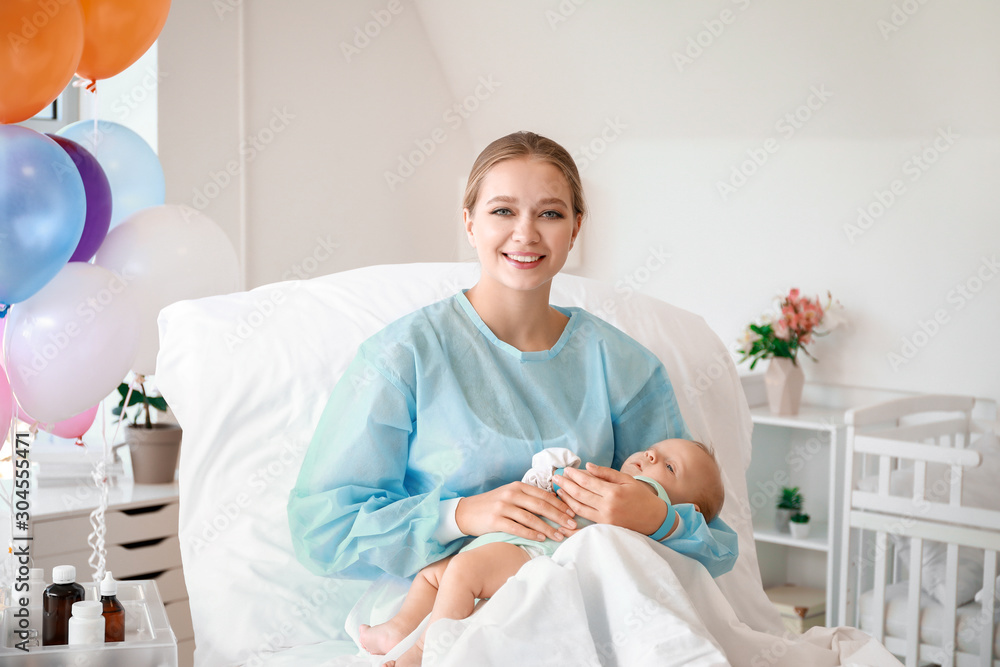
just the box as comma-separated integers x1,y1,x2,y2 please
620,439,717,513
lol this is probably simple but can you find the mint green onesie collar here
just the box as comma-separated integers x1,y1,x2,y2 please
633,475,671,503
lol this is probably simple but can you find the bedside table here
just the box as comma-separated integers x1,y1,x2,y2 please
2,480,193,666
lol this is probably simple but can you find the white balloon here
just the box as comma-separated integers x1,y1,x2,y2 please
95,205,240,375
3,263,141,424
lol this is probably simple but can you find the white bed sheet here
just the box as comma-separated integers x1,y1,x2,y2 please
319,526,901,667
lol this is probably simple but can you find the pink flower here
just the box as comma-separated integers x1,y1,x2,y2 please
774,319,790,340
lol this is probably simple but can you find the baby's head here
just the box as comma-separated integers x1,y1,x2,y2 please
620,439,725,522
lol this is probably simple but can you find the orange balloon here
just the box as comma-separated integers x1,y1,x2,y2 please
76,0,170,82
0,0,84,124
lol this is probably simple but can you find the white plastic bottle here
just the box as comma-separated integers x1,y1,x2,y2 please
67,601,105,645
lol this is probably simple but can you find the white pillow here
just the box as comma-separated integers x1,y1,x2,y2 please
156,262,782,664
856,431,1000,607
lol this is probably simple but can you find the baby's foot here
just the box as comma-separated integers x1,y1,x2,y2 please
383,642,423,667
359,622,406,656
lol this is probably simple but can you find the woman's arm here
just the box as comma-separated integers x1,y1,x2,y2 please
288,350,577,579
288,351,452,578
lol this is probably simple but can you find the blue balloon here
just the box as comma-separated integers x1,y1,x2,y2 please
57,120,165,228
0,126,86,306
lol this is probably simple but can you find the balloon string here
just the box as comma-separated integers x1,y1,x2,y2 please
71,77,97,94
87,376,134,585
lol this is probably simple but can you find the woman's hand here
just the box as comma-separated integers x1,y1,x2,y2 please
455,482,578,542
553,463,667,535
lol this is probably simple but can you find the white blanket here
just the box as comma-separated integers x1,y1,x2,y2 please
313,526,900,667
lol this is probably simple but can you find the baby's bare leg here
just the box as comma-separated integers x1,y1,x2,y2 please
359,555,454,656
387,543,531,667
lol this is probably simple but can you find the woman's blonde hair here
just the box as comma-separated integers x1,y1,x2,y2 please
462,131,587,220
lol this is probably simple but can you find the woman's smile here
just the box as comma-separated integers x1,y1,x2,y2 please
502,252,545,269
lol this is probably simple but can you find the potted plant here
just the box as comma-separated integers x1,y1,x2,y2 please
113,380,181,484
775,486,802,533
789,512,811,539
736,288,843,415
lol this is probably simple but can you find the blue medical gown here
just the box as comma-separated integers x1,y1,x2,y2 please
287,291,691,579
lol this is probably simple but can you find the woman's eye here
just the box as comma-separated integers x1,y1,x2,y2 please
490,208,512,216
540,210,564,219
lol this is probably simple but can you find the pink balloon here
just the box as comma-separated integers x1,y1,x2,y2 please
18,403,99,441
2,262,141,424
0,367,11,441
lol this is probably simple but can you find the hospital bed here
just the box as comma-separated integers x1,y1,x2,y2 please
838,394,1000,667
156,262,902,666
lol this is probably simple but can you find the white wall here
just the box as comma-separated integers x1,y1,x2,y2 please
159,0,1000,407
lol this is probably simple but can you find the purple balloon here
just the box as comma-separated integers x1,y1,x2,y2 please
46,134,112,263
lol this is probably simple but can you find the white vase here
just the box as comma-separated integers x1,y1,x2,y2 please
789,521,810,540
765,357,805,416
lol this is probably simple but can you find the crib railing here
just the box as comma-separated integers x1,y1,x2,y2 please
838,394,1000,667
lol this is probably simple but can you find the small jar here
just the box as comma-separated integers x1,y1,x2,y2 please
67,601,105,645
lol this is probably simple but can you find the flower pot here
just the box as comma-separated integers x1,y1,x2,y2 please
775,508,794,533
789,521,810,540
765,357,805,416
125,423,181,484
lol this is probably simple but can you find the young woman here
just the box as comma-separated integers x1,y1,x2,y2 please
287,130,690,594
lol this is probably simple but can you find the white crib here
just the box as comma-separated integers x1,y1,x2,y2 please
839,394,1000,667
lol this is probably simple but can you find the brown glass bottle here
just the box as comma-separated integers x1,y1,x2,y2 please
99,571,125,642
100,595,125,642
42,566,85,646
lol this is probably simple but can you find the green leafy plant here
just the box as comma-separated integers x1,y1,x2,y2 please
777,486,803,511
790,512,810,524
112,382,168,429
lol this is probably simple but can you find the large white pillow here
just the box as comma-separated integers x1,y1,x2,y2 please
857,431,1000,607
156,262,782,665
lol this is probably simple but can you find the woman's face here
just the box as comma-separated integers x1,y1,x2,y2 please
464,158,582,296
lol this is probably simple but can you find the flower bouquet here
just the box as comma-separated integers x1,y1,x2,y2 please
737,289,842,414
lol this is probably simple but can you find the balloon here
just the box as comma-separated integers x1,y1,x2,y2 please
96,205,240,376
0,126,86,306
0,0,84,124
76,0,170,83
3,262,140,424
18,403,98,441
46,134,113,263
0,366,11,441
57,120,165,228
